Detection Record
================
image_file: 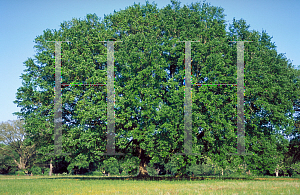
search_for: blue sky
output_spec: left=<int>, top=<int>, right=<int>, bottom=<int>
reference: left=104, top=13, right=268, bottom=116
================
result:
left=0, top=0, right=299, bottom=123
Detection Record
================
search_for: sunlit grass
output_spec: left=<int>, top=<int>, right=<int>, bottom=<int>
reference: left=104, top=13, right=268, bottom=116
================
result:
left=0, top=175, right=299, bottom=194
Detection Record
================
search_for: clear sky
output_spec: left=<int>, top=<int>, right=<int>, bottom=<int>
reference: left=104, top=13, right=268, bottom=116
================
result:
left=0, top=0, right=299, bottom=123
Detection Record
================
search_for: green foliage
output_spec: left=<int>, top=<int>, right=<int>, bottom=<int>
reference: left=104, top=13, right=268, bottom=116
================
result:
left=164, top=155, right=191, bottom=176
left=187, top=156, right=222, bottom=176
left=102, top=157, right=120, bottom=175
left=15, top=170, right=26, bottom=176
left=0, top=120, right=37, bottom=172
left=146, top=166, right=158, bottom=176
left=119, top=156, right=139, bottom=176
left=290, top=162, right=300, bottom=175
left=92, top=171, right=104, bottom=176
left=13, top=0, right=300, bottom=177
left=29, top=166, right=42, bottom=175
left=188, top=163, right=214, bottom=176
left=0, top=144, right=16, bottom=174
left=43, top=168, right=50, bottom=175
left=67, top=164, right=75, bottom=175
left=84, top=170, right=103, bottom=176
left=146, top=162, right=161, bottom=176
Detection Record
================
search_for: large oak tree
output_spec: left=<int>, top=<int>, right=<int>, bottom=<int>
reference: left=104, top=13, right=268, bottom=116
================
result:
left=13, top=0, right=299, bottom=177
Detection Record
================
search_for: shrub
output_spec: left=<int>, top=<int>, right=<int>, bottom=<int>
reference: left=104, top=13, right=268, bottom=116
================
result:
left=84, top=171, right=92, bottom=176
left=291, top=162, right=300, bottom=175
left=15, top=170, right=26, bottom=175
left=43, top=168, right=50, bottom=175
left=188, top=163, right=214, bottom=176
left=29, top=166, right=42, bottom=175
left=119, top=157, right=139, bottom=176
left=103, top=157, right=120, bottom=175
left=109, top=167, right=119, bottom=176
left=5, top=167, right=17, bottom=175
left=120, top=170, right=128, bottom=176
left=93, top=171, right=104, bottom=176
left=147, top=166, right=159, bottom=176
left=85, top=171, right=103, bottom=176
left=164, top=157, right=180, bottom=176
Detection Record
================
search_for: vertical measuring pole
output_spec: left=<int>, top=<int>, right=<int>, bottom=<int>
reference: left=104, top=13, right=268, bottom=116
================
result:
left=176, top=41, right=200, bottom=155
left=184, top=41, right=192, bottom=154
left=54, top=41, right=62, bottom=155
left=100, top=41, right=123, bottom=155
left=237, top=42, right=245, bottom=154
left=46, top=41, right=70, bottom=156
left=228, top=41, right=252, bottom=156
left=107, top=41, right=116, bottom=154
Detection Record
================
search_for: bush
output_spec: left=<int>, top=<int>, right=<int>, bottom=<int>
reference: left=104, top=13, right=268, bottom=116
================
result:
left=120, top=170, right=128, bottom=176
left=119, top=157, right=139, bottom=176
left=43, top=168, right=50, bottom=175
left=188, top=163, right=214, bottom=176
left=111, top=167, right=120, bottom=175
left=103, top=157, right=120, bottom=175
left=5, top=167, right=17, bottom=175
left=147, top=166, right=159, bottom=176
left=85, top=171, right=103, bottom=176
left=164, top=157, right=180, bottom=176
left=29, top=166, right=42, bottom=175
left=15, top=170, right=26, bottom=175
left=291, top=162, right=300, bottom=175
left=93, top=171, right=104, bottom=176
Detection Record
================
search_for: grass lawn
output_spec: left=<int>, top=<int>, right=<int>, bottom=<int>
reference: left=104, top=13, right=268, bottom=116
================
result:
left=0, top=175, right=299, bottom=194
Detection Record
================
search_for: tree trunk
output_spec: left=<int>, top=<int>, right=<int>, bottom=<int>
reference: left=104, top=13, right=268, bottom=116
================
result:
left=13, top=158, right=26, bottom=170
left=275, top=164, right=279, bottom=177
left=156, top=168, right=160, bottom=175
left=221, top=168, right=223, bottom=176
left=132, top=139, right=151, bottom=178
left=137, top=147, right=149, bottom=177
left=49, top=159, right=53, bottom=176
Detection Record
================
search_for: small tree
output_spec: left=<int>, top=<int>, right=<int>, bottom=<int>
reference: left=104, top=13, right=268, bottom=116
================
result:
left=0, top=120, right=36, bottom=171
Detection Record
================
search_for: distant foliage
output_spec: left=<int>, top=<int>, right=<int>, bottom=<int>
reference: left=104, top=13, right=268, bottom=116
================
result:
left=29, top=166, right=42, bottom=175
left=15, top=170, right=26, bottom=176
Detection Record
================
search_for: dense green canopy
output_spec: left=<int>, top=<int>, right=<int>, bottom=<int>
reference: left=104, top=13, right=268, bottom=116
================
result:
left=11, top=0, right=300, bottom=177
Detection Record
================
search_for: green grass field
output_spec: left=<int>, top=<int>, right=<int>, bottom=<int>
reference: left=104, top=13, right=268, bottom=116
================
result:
left=0, top=175, right=299, bottom=195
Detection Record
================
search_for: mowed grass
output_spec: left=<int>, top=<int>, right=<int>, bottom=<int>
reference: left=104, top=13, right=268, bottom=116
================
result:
left=0, top=175, right=299, bottom=194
